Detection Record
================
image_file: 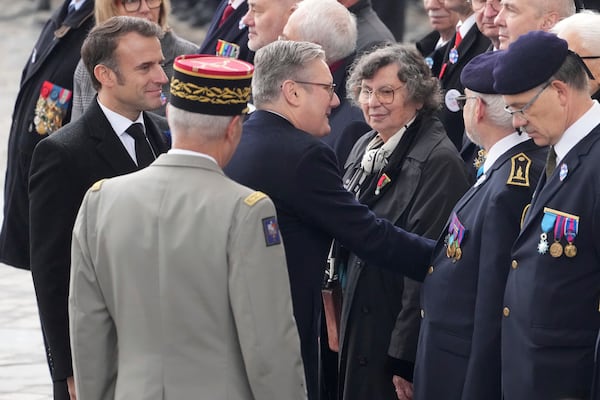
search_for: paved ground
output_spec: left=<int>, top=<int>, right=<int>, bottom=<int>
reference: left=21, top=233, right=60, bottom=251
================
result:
left=0, top=0, right=428, bottom=397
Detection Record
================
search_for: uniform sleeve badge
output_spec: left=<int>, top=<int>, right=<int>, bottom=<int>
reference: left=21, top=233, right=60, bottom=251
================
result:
left=507, top=152, right=532, bottom=187
left=262, top=216, right=281, bottom=246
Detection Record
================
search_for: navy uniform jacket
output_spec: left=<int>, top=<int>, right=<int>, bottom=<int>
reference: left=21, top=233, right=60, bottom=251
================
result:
left=0, top=0, right=95, bottom=270
left=414, top=138, right=545, bottom=400
left=198, top=0, right=254, bottom=64
left=435, top=25, right=490, bottom=150
left=29, top=100, right=168, bottom=383
left=224, top=110, right=435, bottom=400
left=502, top=125, right=600, bottom=399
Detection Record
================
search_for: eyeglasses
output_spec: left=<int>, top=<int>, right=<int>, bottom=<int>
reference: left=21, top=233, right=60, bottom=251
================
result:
left=121, top=0, right=162, bottom=12
left=358, top=85, right=404, bottom=105
left=294, top=80, right=337, bottom=99
left=454, top=95, right=478, bottom=110
left=504, top=81, right=551, bottom=118
left=580, top=56, right=600, bottom=60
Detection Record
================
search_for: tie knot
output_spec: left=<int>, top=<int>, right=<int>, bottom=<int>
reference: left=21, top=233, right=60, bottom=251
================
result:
left=126, top=123, right=146, bottom=141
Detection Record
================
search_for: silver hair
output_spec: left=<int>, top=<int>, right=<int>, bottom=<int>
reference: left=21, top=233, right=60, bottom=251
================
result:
left=473, top=92, right=514, bottom=130
left=346, top=44, right=441, bottom=113
left=166, top=104, right=233, bottom=140
left=285, top=0, right=357, bottom=63
left=551, top=10, right=600, bottom=54
left=252, top=40, right=326, bottom=107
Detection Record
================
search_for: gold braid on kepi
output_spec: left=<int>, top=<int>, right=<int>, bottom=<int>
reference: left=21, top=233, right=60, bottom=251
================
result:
left=169, top=54, right=254, bottom=116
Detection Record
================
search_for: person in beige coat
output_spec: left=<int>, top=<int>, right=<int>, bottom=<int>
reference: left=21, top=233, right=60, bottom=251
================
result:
left=68, top=54, right=307, bottom=400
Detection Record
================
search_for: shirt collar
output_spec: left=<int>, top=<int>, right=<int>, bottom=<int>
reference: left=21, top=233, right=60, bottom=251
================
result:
left=458, top=14, right=476, bottom=39
left=97, top=98, right=144, bottom=138
left=554, top=100, right=600, bottom=163
left=68, top=0, right=86, bottom=11
left=168, top=149, right=218, bottom=165
left=482, top=131, right=530, bottom=174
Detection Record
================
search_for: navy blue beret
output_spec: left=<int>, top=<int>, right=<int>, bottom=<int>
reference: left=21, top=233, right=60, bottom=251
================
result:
left=460, top=51, right=502, bottom=94
left=493, top=31, right=568, bottom=95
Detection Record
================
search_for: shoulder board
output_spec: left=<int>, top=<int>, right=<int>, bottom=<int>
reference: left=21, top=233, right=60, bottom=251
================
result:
left=244, top=191, right=267, bottom=207
left=90, top=179, right=106, bottom=192
left=507, top=152, right=531, bottom=187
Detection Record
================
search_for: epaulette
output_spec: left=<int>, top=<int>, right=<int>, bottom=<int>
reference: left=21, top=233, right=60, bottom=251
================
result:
left=90, top=179, right=106, bottom=192
left=244, top=191, right=267, bottom=207
left=507, top=152, right=532, bottom=187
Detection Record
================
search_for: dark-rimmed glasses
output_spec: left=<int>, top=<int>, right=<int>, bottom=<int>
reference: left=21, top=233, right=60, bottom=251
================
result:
left=122, top=0, right=162, bottom=12
left=504, top=81, right=551, bottom=118
left=294, top=80, right=337, bottom=99
left=454, top=95, right=478, bottom=110
left=358, top=85, right=404, bottom=105
left=580, top=56, right=600, bottom=60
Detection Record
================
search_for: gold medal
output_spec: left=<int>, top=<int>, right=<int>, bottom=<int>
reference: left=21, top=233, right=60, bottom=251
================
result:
left=454, top=247, right=462, bottom=261
left=564, top=243, right=577, bottom=258
left=549, top=241, right=563, bottom=258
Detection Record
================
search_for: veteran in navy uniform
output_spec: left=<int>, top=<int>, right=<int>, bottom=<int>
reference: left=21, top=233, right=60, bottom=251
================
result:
left=70, top=54, right=307, bottom=400
left=225, top=40, right=435, bottom=400
left=0, top=0, right=95, bottom=270
left=495, top=31, right=600, bottom=400
left=413, top=51, right=546, bottom=400
left=29, top=17, right=169, bottom=400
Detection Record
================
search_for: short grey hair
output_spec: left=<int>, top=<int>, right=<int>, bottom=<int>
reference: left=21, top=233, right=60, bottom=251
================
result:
left=550, top=52, right=590, bottom=92
left=285, top=0, right=357, bottom=63
left=473, top=92, right=514, bottom=130
left=166, top=104, right=233, bottom=140
left=252, top=40, right=326, bottom=107
left=346, top=44, right=441, bottom=114
left=551, top=11, right=600, bottom=55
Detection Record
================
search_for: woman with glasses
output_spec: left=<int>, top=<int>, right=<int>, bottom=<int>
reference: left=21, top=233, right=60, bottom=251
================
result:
left=71, top=0, right=197, bottom=118
left=337, top=44, right=469, bottom=400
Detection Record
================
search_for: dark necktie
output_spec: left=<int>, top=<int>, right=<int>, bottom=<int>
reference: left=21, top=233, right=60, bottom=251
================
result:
left=126, top=123, right=155, bottom=168
left=545, top=146, right=557, bottom=179
left=218, top=3, right=235, bottom=27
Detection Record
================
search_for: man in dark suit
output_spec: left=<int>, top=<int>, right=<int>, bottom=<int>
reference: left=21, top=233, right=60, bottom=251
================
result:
left=28, top=16, right=169, bottom=400
left=414, top=51, right=546, bottom=400
left=0, top=0, right=94, bottom=270
left=225, top=40, right=435, bottom=400
left=199, top=0, right=254, bottom=63
left=434, top=0, right=490, bottom=151
left=495, top=31, right=600, bottom=400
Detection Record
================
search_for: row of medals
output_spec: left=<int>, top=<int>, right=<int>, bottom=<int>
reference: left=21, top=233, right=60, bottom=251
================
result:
left=446, top=244, right=462, bottom=262
left=541, top=233, right=577, bottom=258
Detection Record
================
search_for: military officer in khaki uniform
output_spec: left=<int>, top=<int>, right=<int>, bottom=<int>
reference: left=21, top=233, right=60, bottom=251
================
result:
left=69, top=54, right=307, bottom=400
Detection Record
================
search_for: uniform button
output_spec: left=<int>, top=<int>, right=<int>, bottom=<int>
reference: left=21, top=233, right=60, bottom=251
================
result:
left=420, top=309, right=425, bottom=318
left=361, top=306, right=370, bottom=314
left=511, top=260, right=518, bottom=269
left=358, top=356, right=368, bottom=366
left=428, top=265, right=434, bottom=274
left=503, top=307, right=510, bottom=317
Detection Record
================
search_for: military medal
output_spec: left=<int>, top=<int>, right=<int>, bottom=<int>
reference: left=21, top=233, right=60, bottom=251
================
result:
left=564, top=217, right=579, bottom=258
left=549, top=215, right=565, bottom=258
left=538, top=210, right=557, bottom=255
left=445, top=213, right=466, bottom=262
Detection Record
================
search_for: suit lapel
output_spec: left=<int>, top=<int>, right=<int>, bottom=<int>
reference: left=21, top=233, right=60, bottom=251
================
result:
left=84, top=101, right=138, bottom=174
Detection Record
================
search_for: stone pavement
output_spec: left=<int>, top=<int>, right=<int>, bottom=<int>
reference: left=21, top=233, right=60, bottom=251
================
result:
left=0, top=0, right=428, bottom=398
